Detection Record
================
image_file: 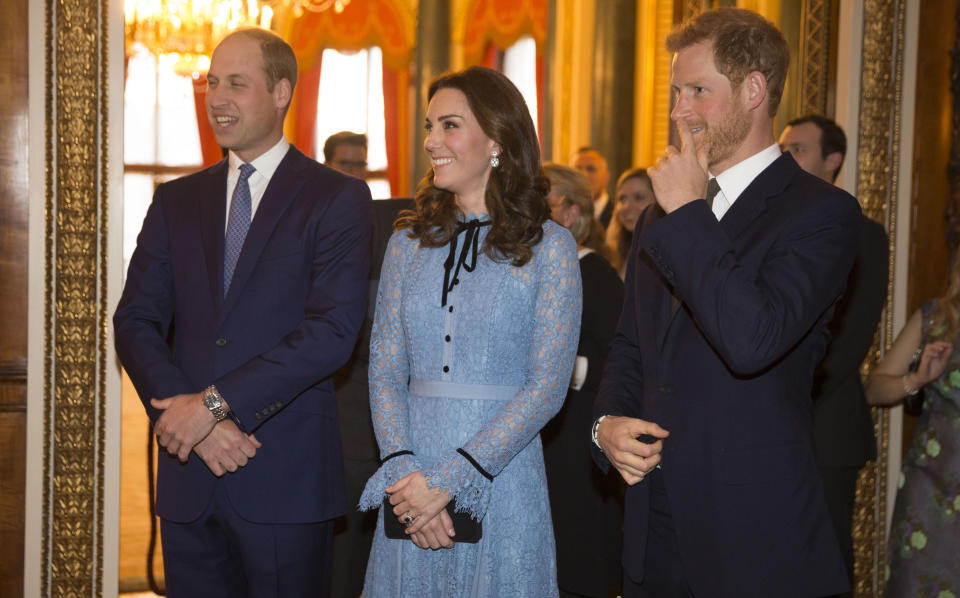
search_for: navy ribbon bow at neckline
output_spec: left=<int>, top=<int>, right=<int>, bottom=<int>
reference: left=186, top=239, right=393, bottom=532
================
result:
left=442, top=218, right=492, bottom=307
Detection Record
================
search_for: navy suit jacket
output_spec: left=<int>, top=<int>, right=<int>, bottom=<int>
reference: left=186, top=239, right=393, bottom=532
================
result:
left=592, top=153, right=859, bottom=597
left=114, top=146, right=372, bottom=525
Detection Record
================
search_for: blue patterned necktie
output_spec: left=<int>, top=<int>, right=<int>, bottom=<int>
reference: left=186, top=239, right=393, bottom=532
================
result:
left=224, top=163, right=255, bottom=296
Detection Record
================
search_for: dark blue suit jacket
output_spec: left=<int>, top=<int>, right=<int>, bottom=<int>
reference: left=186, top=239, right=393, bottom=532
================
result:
left=593, top=153, right=858, bottom=597
left=114, top=146, right=372, bottom=525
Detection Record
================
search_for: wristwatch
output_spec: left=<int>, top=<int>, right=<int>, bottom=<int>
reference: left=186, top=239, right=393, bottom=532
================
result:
left=202, top=385, right=229, bottom=422
left=591, top=415, right=608, bottom=450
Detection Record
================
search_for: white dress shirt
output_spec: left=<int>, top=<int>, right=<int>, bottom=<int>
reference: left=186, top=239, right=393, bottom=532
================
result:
left=593, top=191, right=610, bottom=220
left=709, top=143, right=782, bottom=221
left=224, top=137, right=290, bottom=231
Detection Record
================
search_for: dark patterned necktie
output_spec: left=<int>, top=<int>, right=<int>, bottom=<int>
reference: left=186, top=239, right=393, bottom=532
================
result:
left=705, top=177, right=721, bottom=210
left=224, top=163, right=255, bottom=296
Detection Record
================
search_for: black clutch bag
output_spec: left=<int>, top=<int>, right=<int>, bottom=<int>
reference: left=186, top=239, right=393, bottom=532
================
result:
left=382, top=497, right=482, bottom=543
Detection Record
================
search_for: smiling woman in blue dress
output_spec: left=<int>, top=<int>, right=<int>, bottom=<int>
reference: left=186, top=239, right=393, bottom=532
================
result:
left=358, top=66, right=582, bottom=597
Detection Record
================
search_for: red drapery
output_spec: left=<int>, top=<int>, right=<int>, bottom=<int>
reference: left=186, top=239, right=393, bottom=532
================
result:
left=381, top=64, right=410, bottom=197
left=461, top=0, right=548, bottom=146
left=283, top=0, right=415, bottom=196
left=288, top=54, right=324, bottom=159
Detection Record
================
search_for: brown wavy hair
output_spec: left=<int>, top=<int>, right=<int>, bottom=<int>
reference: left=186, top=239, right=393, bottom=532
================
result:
left=930, top=246, right=960, bottom=341
left=606, top=168, right=655, bottom=273
left=396, top=66, right=549, bottom=266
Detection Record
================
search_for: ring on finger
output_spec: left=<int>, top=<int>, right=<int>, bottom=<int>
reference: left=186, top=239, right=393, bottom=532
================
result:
left=402, top=512, right=414, bottom=525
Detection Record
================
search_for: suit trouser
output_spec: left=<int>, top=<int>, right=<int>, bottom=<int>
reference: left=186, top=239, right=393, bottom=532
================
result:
left=623, top=469, right=695, bottom=598
left=818, top=464, right=859, bottom=598
left=160, top=480, right=334, bottom=598
left=329, top=456, right=378, bottom=598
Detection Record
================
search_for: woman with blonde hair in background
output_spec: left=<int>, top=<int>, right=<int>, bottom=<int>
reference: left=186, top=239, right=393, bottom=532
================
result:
left=866, top=250, right=960, bottom=596
left=606, top=168, right=657, bottom=277
left=541, top=163, right=625, bottom=598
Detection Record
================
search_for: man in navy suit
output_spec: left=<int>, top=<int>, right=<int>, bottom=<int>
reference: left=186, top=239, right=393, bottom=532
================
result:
left=592, top=9, right=858, bottom=597
left=114, top=28, right=371, bottom=597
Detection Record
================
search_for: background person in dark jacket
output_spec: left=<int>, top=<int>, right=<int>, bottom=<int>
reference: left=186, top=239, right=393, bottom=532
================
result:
left=780, top=114, right=889, bottom=596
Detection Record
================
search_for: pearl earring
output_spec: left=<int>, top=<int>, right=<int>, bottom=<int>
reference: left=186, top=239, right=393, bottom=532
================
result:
left=490, top=152, right=500, bottom=168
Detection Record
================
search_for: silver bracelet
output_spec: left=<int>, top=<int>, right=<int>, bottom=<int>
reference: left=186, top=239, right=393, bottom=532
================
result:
left=902, top=375, right=920, bottom=396
left=591, top=415, right=608, bottom=450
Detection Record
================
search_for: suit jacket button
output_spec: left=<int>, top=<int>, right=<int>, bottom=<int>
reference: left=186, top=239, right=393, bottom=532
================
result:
left=215, top=337, right=228, bottom=347
left=255, top=412, right=262, bottom=420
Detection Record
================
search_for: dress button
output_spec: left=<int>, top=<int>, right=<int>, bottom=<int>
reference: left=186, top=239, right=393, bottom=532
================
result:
left=215, top=337, right=228, bottom=347
left=443, top=365, right=450, bottom=373
left=449, top=306, right=454, bottom=313
left=445, top=335, right=451, bottom=342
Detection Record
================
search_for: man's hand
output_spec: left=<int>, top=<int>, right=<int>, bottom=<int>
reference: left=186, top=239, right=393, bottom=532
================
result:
left=648, top=120, right=711, bottom=213
left=151, top=392, right=217, bottom=462
left=386, top=471, right=451, bottom=536
left=597, top=416, right=669, bottom=485
left=193, top=420, right=262, bottom=477
left=410, top=508, right=456, bottom=550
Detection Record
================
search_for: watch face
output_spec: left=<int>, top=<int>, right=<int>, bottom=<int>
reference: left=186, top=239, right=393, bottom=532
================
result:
left=203, top=392, right=221, bottom=410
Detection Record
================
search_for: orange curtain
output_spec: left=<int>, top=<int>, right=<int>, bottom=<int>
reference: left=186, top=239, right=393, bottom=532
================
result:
left=461, top=0, right=548, bottom=65
left=282, top=0, right=416, bottom=194
left=192, top=74, right=223, bottom=167
left=536, top=54, right=545, bottom=145
left=461, top=0, right=548, bottom=147
left=382, top=64, right=411, bottom=197
left=288, top=55, right=324, bottom=159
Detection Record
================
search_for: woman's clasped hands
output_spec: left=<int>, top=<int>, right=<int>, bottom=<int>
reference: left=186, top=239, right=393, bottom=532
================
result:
left=387, top=471, right=456, bottom=550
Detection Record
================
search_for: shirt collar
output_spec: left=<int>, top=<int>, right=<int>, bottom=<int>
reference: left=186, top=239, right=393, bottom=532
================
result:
left=711, top=143, right=781, bottom=206
left=228, top=137, right=290, bottom=181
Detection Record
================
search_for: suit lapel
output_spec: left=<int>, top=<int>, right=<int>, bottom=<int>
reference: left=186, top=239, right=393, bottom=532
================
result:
left=718, top=153, right=795, bottom=240
left=222, top=146, right=309, bottom=313
left=200, top=160, right=229, bottom=310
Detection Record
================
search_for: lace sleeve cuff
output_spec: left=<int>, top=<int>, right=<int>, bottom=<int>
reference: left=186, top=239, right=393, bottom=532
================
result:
left=357, top=453, right=421, bottom=511
left=422, top=450, right=493, bottom=521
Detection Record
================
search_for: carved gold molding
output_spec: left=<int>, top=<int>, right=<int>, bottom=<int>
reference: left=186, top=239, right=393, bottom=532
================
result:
left=799, top=0, right=830, bottom=115
left=853, top=0, right=908, bottom=596
left=41, top=0, right=110, bottom=595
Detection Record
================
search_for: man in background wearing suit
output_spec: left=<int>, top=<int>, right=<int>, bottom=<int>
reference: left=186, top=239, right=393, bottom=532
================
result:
left=323, top=130, right=368, bottom=180
left=327, top=192, right=414, bottom=595
left=573, top=147, right=614, bottom=229
left=780, top=114, right=889, bottom=597
left=114, top=28, right=371, bottom=597
left=592, top=9, right=859, bottom=597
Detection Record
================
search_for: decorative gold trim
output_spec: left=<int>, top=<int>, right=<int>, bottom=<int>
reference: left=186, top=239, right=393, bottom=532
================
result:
left=853, top=0, right=908, bottom=595
left=42, top=0, right=53, bottom=593
left=42, top=0, right=109, bottom=594
left=799, top=0, right=830, bottom=115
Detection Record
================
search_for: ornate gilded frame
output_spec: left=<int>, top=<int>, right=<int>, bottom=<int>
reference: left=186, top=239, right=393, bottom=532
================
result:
left=38, top=0, right=111, bottom=595
left=852, top=0, right=909, bottom=595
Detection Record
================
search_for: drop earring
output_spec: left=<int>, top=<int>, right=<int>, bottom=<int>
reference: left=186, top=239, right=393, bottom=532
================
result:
left=490, top=152, right=500, bottom=168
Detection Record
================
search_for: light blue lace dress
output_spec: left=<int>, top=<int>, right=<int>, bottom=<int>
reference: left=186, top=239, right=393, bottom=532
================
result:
left=358, top=217, right=582, bottom=597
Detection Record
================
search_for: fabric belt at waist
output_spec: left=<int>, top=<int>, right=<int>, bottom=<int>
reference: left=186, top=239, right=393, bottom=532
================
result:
left=409, top=379, right=520, bottom=401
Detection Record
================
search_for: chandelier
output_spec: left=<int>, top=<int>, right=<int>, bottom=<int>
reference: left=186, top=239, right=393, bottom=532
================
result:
left=124, top=0, right=350, bottom=75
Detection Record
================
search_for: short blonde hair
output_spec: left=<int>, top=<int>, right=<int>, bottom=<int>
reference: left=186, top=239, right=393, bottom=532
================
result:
left=543, top=163, right=593, bottom=243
